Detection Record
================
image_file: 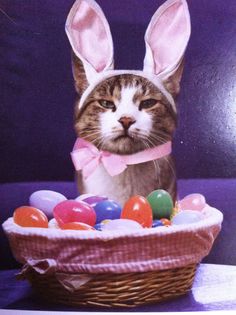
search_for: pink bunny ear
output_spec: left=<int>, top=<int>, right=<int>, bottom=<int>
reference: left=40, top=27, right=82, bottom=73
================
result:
left=143, top=0, right=191, bottom=79
left=65, top=0, right=114, bottom=83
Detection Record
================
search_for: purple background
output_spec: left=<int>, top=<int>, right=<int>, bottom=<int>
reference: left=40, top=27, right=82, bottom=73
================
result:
left=1, top=4, right=236, bottom=309
left=0, top=0, right=236, bottom=182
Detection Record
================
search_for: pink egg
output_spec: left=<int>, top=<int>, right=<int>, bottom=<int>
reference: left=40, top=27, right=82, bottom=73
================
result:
left=53, top=200, right=96, bottom=227
left=179, top=194, right=206, bottom=211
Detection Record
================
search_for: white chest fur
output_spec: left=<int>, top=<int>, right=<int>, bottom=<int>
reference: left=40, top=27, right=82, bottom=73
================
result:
left=82, top=159, right=166, bottom=206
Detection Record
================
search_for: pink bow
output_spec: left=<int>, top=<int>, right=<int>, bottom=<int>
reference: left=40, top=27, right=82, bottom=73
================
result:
left=71, top=138, right=172, bottom=178
left=71, top=138, right=126, bottom=178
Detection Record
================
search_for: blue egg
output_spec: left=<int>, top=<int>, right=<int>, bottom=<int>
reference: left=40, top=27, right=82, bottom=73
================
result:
left=152, top=219, right=164, bottom=228
left=94, top=200, right=122, bottom=224
left=94, top=223, right=103, bottom=231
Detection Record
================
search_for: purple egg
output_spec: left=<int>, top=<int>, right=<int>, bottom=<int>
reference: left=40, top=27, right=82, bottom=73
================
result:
left=75, top=194, right=108, bottom=207
left=29, top=190, right=67, bottom=218
left=83, top=196, right=108, bottom=205
left=75, top=193, right=94, bottom=201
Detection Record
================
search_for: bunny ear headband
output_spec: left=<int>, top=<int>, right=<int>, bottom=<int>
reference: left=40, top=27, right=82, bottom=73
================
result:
left=65, top=0, right=191, bottom=112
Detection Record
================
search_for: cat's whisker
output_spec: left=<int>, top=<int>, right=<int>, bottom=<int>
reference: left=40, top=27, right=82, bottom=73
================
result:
left=141, top=136, right=163, bottom=184
left=96, top=132, right=116, bottom=150
left=90, top=136, right=104, bottom=145
left=140, top=138, right=160, bottom=183
left=80, top=133, right=107, bottom=149
left=149, top=132, right=167, bottom=142
left=131, top=129, right=167, bottom=148
left=163, top=156, right=177, bottom=180
left=91, top=135, right=107, bottom=148
left=153, top=159, right=161, bottom=184
left=82, top=130, right=119, bottom=150
left=149, top=132, right=168, bottom=145
left=144, top=134, right=176, bottom=182
left=151, top=130, right=169, bottom=140
left=80, top=134, right=101, bottom=142
left=79, top=130, right=113, bottom=148
left=96, top=138, right=106, bottom=149
left=79, top=130, right=101, bottom=139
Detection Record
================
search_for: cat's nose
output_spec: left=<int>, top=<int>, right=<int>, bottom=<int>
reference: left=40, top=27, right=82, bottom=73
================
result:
left=118, top=116, right=136, bottom=130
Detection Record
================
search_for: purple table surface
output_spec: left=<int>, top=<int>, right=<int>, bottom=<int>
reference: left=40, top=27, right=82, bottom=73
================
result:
left=0, top=264, right=236, bottom=312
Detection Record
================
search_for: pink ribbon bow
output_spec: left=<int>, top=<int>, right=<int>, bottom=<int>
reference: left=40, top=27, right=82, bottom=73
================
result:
left=71, top=138, right=172, bottom=178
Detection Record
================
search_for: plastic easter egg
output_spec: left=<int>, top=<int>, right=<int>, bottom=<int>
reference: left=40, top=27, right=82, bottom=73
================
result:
left=79, top=195, right=107, bottom=206
left=13, top=206, right=48, bottom=228
left=101, top=219, right=112, bottom=224
left=94, top=223, right=103, bottom=231
left=94, top=200, right=121, bottom=223
left=29, top=190, right=67, bottom=218
left=101, top=219, right=143, bottom=231
left=94, top=220, right=111, bottom=231
left=147, top=189, right=173, bottom=219
left=48, top=218, right=59, bottom=229
left=53, top=200, right=96, bottom=227
left=60, top=222, right=95, bottom=231
left=76, top=193, right=94, bottom=201
left=152, top=220, right=164, bottom=228
left=160, top=218, right=171, bottom=226
left=121, top=195, right=153, bottom=228
left=179, top=194, right=206, bottom=211
left=170, top=205, right=179, bottom=220
left=172, top=210, right=203, bottom=225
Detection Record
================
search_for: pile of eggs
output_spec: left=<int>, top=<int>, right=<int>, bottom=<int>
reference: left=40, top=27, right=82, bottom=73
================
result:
left=13, top=190, right=206, bottom=232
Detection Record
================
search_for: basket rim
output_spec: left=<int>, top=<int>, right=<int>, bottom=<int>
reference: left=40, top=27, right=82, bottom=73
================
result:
left=2, top=205, right=223, bottom=241
left=2, top=206, right=223, bottom=274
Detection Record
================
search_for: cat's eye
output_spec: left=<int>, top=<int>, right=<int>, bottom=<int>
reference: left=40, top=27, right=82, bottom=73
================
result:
left=99, top=100, right=116, bottom=111
left=139, top=99, right=157, bottom=110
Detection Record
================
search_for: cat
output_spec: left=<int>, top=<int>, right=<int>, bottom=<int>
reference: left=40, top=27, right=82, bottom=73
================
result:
left=65, top=0, right=191, bottom=205
left=72, top=56, right=184, bottom=205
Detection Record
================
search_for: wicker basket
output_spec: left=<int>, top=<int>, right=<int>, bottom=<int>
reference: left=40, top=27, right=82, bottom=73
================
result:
left=3, top=205, right=223, bottom=308
left=23, top=264, right=197, bottom=308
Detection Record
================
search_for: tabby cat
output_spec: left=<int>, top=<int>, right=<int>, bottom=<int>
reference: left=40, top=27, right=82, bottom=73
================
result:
left=66, top=0, right=191, bottom=205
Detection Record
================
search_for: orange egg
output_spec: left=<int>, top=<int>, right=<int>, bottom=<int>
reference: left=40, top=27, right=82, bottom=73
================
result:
left=121, top=195, right=153, bottom=228
left=160, top=218, right=171, bottom=226
left=60, top=222, right=95, bottom=231
left=13, top=206, right=48, bottom=228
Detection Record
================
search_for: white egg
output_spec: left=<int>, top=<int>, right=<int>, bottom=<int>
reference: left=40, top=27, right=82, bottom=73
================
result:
left=172, top=210, right=204, bottom=225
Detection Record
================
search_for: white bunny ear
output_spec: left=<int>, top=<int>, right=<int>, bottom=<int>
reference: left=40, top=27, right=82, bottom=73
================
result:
left=143, top=0, right=191, bottom=79
left=65, top=0, right=114, bottom=84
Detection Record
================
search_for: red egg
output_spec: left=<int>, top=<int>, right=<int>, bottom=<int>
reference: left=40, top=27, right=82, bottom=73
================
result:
left=60, top=222, right=95, bottom=231
left=121, top=195, right=153, bottom=228
left=13, top=206, right=48, bottom=228
left=53, top=200, right=96, bottom=228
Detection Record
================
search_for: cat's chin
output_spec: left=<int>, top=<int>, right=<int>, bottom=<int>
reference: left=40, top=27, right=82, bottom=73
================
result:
left=100, top=135, right=147, bottom=155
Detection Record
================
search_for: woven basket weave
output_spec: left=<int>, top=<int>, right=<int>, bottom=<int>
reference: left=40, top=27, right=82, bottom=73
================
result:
left=25, top=264, right=197, bottom=308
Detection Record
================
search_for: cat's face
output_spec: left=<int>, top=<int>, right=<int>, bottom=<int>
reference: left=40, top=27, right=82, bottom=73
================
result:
left=75, top=74, right=177, bottom=155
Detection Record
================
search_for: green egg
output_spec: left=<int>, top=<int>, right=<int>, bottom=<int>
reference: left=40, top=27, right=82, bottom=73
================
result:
left=147, top=189, right=173, bottom=219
